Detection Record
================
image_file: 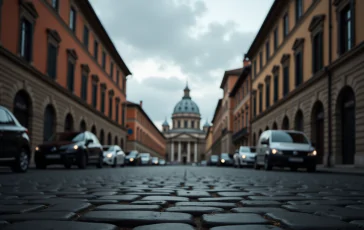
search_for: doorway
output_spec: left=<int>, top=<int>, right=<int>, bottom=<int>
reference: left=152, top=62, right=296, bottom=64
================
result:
left=183, top=156, right=187, bottom=164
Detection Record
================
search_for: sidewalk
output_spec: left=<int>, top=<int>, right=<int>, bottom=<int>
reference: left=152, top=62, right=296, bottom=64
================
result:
left=317, top=164, right=364, bottom=176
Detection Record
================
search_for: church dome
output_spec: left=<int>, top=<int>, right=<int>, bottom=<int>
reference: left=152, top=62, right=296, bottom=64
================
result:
left=173, top=85, right=200, bottom=115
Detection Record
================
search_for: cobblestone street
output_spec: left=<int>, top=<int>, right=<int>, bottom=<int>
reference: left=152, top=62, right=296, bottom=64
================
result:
left=0, top=166, right=364, bottom=229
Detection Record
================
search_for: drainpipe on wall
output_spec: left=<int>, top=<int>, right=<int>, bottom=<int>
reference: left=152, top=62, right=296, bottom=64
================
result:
left=327, top=0, right=333, bottom=167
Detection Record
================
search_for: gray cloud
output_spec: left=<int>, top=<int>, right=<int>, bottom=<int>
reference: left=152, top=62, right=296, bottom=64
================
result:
left=90, top=0, right=256, bottom=124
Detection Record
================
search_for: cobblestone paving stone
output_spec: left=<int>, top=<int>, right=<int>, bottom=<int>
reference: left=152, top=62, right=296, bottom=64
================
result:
left=0, top=166, right=364, bottom=229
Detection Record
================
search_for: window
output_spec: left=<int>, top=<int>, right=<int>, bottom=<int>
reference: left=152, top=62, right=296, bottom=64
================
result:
left=19, top=18, right=33, bottom=62
left=312, top=31, right=323, bottom=73
left=51, top=0, right=58, bottom=11
left=94, top=40, right=99, bottom=60
left=46, top=43, right=57, bottom=79
left=191, top=121, right=195, bottom=128
left=184, top=120, right=188, bottom=128
left=259, top=88, right=263, bottom=113
left=265, top=41, right=270, bottom=62
left=273, top=28, right=278, bottom=50
left=339, top=4, right=354, bottom=54
left=69, top=7, right=76, bottom=32
left=265, top=80, right=270, bottom=108
left=253, top=60, right=257, bottom=78
left=259, top=52, right=263, bottom=69
left=108, top=95, right=113, bottom=118
left=101, top=90, right=105, bottom=113
left=295, top=0, right=303, bottom=22
left=83, top=25, right=89, bottom=48
left=295, top=52, right=303, bottom=87
left=67, top=61, right=75, bottom=92
left=115, top=102, right=119, bottom=122
left=253, top=96, right=257, bottom=117
left=178, top=121, right=181, bottom=128
left=273, top=74, right=279, bottom=102
left=102, top=51, right=106, bottom=69
left=110, top=62, right=114, bottom=78
left=116, top=71, right=120, bottom=85
left=92, top=83, right=97, bottom=108
left=283, top=13, right=289, bottom=37
left=283, top=66, right=289, bottom=96
left=81, top=73, right=88, bottom=100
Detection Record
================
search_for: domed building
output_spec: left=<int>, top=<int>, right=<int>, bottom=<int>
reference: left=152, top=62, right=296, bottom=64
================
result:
left=162, top=84, right=209, bottom=164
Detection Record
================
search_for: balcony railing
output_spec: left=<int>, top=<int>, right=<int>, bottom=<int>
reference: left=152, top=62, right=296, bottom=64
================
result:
left=232, top=127, right=248, bottom=141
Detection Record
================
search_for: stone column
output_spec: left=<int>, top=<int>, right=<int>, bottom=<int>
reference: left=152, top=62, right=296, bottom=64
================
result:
left=187, top=142, right=191, bottom=163
left=194, top=142, right=198, bottom=162
left=171, top=141, right=174, bottom=162
left=178, top=142, right=181, bottom=162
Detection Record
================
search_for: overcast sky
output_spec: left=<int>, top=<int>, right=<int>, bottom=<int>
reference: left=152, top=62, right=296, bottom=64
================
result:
left=89, top=0, right=274, bottom=129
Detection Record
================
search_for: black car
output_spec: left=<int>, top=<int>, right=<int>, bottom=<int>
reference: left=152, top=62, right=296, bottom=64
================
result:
left=34, top=131, right=103, bottom=169
left=208, top=155, right=219, bottom=166
left=0, top=106, right=31, bottom=173
left=218, top=153, right=234, bottom=166
left=125, top=150, right=138, bottom=166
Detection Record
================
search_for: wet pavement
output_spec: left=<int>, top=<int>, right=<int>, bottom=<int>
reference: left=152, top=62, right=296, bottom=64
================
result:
left=0, top=166, right=363, bottom=229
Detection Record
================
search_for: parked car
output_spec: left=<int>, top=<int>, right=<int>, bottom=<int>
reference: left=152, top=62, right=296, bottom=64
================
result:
left=234, top=146, right=256, bottom=168
left=137, top=153, right=151, bottom=165
left=0, top=106, right=31, bottom=173
left=102, top=145, right=125, bottom=167
left=125, top=150, right=138, bottom=166
left=218, top=153, right=234, bottom=166
left=254, top=130, right=317, bottom=172
left=208, top=155, right=219, bottom=166
left=34, top=131, right=103, bottom=169
left=200, top=160, right=207, bottom=166
left=151, top=157, right=159, bottom=165
left=159, top=159, right=166, bottom=165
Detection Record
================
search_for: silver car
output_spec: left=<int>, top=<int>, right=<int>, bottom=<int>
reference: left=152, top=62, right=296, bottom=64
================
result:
left=233, top=146, right=256, bottom=168
left=254, top=130, right=317, bottom=172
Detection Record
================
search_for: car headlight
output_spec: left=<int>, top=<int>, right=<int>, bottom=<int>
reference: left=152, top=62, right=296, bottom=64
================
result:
left=73, top=145, right=78, bottom=150
left=308, top=150, right=317, bottom=156
left=221, top=159, right=225, bottom=163
left=130, top=158, right=134, bottom=162
left=270, top=149, right=282, bottom=154
left=107, top=153, right=113, bottom=158
left=35, top=146, right=39, bottom=151
left=242, top=155, right=246, bottom=159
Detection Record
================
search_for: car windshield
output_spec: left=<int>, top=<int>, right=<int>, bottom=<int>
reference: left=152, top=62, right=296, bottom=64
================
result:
left=128, top=151, right=138, bottom=156
left=49, top=132, right=85, bottom=142
left=239, top=147, right=251, bottom=152
left=140, top=154, right=150, bottom=158
left=152, top=157, right=158, bottom=161
left=103, top=146, right=114, bottom=151
left=211, top=155, right=218, bottom=159
left=221, top=153, right=230, bottom=158
left=271, top=131, right=309, bottom=144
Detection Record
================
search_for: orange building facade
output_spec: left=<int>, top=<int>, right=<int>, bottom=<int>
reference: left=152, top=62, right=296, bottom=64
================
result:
left=247, top=0, right=364, bottom=166
left=229, top=58, right=252, bottom=150
left=126, top=101, right=166, bottom=158
left=0, top=0, right=131, bottom=162
left=210, top=68, right=242, bottom=155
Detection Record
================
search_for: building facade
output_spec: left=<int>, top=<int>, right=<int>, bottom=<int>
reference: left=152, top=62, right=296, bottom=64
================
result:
left=126, top=101, right=166, bottom=158
left=0, top=0, right=131, bottom=162
left=247, top=0, right=364, bottom=166
left=204, top=125, right=213, bottom=160
left=163, top=85, right=207, bottom=164
left=211, top=68, right=242, bottom=155
left=229, top=59, right=252, bottom=150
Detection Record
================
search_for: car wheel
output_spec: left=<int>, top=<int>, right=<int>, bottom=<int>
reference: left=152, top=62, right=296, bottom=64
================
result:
left=77, top=153, right=87, bottom=169
left=12, top=149, right=29, bottom=173
left=96, top=154, right=103, bottom=168
left=307, top=165, right=316, bottom=172
left=264, top=157, right=272, bottom=171
left=112, top=158, right=117, bottom=168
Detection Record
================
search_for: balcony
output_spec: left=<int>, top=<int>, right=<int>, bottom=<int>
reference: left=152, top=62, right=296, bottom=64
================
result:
left=232, top=127, right=248, bottom=142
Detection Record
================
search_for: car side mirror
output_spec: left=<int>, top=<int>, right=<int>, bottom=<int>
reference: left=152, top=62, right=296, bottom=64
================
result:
left=261, top=139, right=269, bottom=145
left=86, top=139, right=93, bottom=145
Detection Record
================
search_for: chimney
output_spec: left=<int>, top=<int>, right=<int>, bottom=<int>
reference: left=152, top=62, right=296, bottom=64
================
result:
left=243, top=54, right=251, bottom=67
left=139, top=100, right=143, bottom=107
